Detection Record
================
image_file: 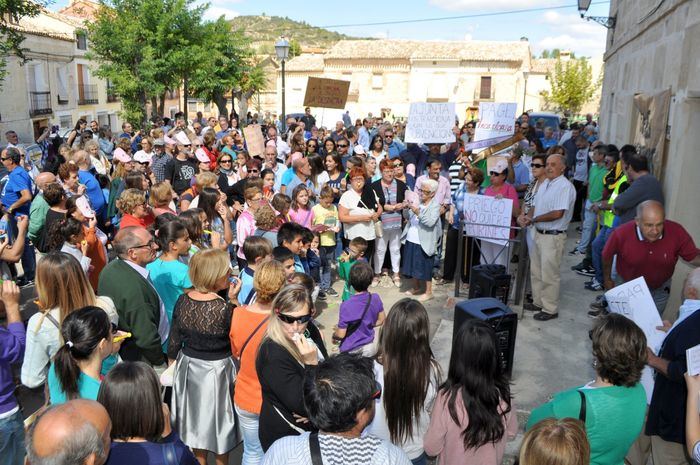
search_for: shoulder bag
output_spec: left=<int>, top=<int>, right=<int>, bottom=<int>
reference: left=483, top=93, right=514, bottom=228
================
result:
left=233, top=315, right=269, bottom=371
left=337, top=293, right=373, bottom=347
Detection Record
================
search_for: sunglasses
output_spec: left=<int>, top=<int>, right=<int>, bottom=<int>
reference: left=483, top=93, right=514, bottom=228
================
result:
left=249, top=169, right=259, bottom=173
left=531, top=163, right=545, bottom=169
left=277, top=312, right=313, bottom=325
left=393, top=162, right=403, bottom=167
left=110, top=322, right=118, bottom=333
left=220, top=159, right=232, bottom=164
left=337, top=144, right=348, bottom=148
left=489, top=171, right=505, bottom=176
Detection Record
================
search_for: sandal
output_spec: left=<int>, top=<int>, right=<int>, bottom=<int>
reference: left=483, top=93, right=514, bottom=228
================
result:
left=392, top=275, right=402, bottom=287
left=371, top=276, right=380, bottom=287
left=417, top=293, right=434, bottom=302
left=405, top=289, right=420, bottom=296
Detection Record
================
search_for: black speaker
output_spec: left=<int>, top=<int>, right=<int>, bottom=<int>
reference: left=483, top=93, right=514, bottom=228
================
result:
left=468, top=264, right=511, bottom=304
left=453, top=297, right=518, bottom=378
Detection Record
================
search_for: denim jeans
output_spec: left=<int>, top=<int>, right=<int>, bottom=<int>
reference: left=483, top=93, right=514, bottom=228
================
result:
left=577, top=200, right=597, bottom=253
left=411, top=452, right=428, bottom=465
left=319, top=245, right=336, bottom=290
left=0, top=409, right=25, bottom=465
left=235, top=404, right=263, bottom=465
left=592, top=225, right=612, bottom=284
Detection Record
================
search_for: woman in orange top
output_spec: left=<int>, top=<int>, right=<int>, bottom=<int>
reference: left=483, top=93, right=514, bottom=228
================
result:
left=116, top=188, right=154, bottom=229
left=229, top=260, right=286, bottom=465
left=66, top=195, right=108, bottom=291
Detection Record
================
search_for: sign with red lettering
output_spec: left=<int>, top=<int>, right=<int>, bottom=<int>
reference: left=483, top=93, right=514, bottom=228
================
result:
left=303, top=77, right=350, bottom=109
left=473, top=102, right=517, bottom=153
left=462, top=193, right=513, bottom=245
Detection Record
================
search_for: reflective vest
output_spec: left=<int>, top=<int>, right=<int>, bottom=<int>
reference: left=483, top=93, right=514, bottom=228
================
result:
left=603, top=174, right=628, bottom=227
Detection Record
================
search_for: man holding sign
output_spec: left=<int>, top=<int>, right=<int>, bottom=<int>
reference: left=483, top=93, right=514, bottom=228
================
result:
left=517, top=154, right=576, bottom=321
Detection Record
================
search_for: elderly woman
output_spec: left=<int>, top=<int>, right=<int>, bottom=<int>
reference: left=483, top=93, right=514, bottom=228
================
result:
left=84, top=140, right=110, bottom=176
left=116, top=188, right=154, bottom=229
left=400, top=178, right=441, bottom=302
left=527, top=313, right=647, bottom=465
left=338, top=167, right=381, bottom=266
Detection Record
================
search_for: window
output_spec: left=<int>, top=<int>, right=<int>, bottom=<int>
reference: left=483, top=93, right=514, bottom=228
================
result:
left=97, top=113, right=109, bottom=128
left=371, top=74, right=383, bottom=89
left=56, top=65, right=69, bottom=103
left=76, top=32, right=87, bottom=50
left=59, top=115, right=73, bottom=129
left=479, top=76, right=492, bottom=100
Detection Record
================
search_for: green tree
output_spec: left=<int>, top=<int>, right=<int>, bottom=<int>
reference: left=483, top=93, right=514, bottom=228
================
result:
left=542, top=58, right=599, bottom=115
left=87, top=0, right=207, bottom=125
left=232, top=60, right=266, bottom=126
left=288, top=38, right=301, bottom=58
left=0, top=0, right=46, bottom=86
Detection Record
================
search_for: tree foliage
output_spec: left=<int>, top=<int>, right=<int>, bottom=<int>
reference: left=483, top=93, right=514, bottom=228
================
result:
left=232, top=59, right=267, bottom=125
left=0, top=0, right=46, bottom=86
left=542, top=58, right=599, bottom=115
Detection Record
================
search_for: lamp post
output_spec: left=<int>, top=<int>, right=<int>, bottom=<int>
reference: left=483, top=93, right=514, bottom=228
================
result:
left=522, top=71, right=529, bottom=114
left=275, top=37, right=290, bottom=134
left=578, top=0, right=616, bottom=29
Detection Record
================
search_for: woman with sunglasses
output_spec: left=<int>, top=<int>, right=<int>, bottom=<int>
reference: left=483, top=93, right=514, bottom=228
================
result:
left=48, top=305, right=122, bottom=404
left=517, top=153, right=548, bottom=259
left=480, top=159, right=520, bottom=267
left=168, top=248, right=241, bottom=465
left=393, top=158, right=415, bottom=190
left=369, top=134, right=387, bottom=179
left=305, top=138, right=319, bottom=156
left=256, top=284, right=328, bottom=452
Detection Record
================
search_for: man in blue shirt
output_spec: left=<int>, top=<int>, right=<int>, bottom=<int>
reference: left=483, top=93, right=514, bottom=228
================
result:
left=118, top=121, right=142, bottom=153
left=358, top=118, right=371, bottom=151
left=1, top=147, right=35, bottom=283
left=540, top=126, right=558, bottom=149
left=74, top=150, right=106, bottom=220
left=216, top=116, right=231, bottom=140
left=507, top=147, right=531, bottom=198
left=384, top=128, right=405, bottom=159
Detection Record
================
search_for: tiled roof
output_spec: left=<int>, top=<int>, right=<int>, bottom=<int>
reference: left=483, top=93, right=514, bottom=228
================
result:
left=325, top=39, right=531, bottom=63
left=285, top=53, right=325, bottom=71
left=531, top=58, right=558, bottom=74
left=8, top=9, right=79, bottom=42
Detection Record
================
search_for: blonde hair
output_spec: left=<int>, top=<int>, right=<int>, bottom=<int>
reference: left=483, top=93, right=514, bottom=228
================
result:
left=194, top=171, right=218, bottom=191
left=84, top=139, right=99, bottom=153
left=188, top=248, right=230, bottom=293
left=519, top=418, right=589, bottom=465
left=35, top=252, right=96, bottom=327
left=253, top=260, right=286, bottom=304
left=263, top=284, right=313, bottom=364
left=115, top=188, right=146, bottom=215
left=150, top=181, right=174, bottom=208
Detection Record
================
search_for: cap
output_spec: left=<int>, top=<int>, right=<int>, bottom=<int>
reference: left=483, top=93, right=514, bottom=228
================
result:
left=175, top=132, right=191, bottom=146
left=75, top=196, right=95, bottom=219
left=163, top=135, right=177, bottom=145
left=491, top=159, right=508, bottom=174
left=153, top=138, right=165, bottom=146
left=133, top=150, right=152, bottom=164
left=195, top=148, right=210, bottom=163
left=353, top=145, right=366, bottom=155
left=113, top=148, right=131, bottom=164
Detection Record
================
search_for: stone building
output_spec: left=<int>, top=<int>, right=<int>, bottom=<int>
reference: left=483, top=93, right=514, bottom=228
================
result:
left=598, top=0, right=700, bottom=311
left=0, top=5, right=122, bottom=144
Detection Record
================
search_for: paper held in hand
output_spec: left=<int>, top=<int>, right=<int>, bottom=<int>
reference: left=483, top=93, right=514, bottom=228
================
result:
left=605, top=277, right=666, bottom=403
left=687, top=344, right=700, bottom=376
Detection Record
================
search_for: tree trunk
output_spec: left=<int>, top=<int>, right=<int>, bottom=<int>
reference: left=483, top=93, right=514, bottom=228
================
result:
left=158, top=91, right=166, bottom=117
left=150, top=96, right=158, bottom=120
left=213, top=91, right=228, bottom=119
left=238, top=90, right=254, bottom=128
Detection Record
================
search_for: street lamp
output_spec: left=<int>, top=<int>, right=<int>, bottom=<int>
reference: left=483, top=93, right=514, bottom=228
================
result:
left=522, top=71, right=529, bottom=114
left=578, top=0, right=616, bottom=29
left=275, top=37, right=290, bottom=134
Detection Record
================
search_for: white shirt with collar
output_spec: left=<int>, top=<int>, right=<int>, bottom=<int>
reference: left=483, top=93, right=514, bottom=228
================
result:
left=532, top=175, right=576, bottom=232
left=124, top=259, right=170, bottom=342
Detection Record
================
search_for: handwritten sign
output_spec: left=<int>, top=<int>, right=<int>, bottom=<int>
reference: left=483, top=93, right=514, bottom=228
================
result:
left=243, top=124, right=265, bottom=157
left=404, top=102, right=456, bottom=144
left=473, top=102, right=517, bottom=152
left=303, top=77, right=350, bottom=109
left=605, top=277, right=665, bottom=403
left=462, top=194, right=513, bottom=246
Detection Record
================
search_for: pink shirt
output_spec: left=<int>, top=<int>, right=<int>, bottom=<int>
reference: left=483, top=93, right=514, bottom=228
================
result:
left=484, top=183, right=519, bottom=238
left=424, top=391, right=517, bottom=465
left=415, top=175, right=452, bottom=206
left=288, top=207, right=315, bottom=229
left=236, top=210, right=256, bottom=260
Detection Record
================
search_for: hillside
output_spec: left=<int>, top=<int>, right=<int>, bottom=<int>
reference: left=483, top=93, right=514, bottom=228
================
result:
left=229, top=14, right=364, bottom=54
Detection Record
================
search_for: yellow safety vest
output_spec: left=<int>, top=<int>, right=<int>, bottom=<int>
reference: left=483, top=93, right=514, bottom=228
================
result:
left=603, top=174, right=627, bottom=227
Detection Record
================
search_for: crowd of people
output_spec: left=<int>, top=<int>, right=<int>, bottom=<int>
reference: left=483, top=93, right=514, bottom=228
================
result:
left=0, top=106, right=699, bottom=465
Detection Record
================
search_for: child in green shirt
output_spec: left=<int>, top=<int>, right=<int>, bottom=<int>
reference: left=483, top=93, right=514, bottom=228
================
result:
left=337, top=237, right=368, bottom=301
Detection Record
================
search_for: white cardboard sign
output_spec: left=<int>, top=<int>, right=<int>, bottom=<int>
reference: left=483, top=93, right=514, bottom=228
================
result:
left=473, top=102, right=517, bottom=152
left=461, top=193, right=513, bottom=246
left=404, top=103, right=456, bottom=144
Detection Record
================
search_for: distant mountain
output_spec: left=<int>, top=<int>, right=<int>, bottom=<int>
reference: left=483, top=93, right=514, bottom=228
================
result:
left=229, top=14, right=365, bottom=54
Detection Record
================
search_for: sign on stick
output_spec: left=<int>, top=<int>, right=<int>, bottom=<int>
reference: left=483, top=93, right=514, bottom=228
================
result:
left=303, top=77, right=350, bottom=109
left=243, top=124, right=265, bottom=157
left=462, top=193, right=513, bottom=246
left=404, top=102, right=456, bottom=144
left=473, top=102, right=517, bottom=152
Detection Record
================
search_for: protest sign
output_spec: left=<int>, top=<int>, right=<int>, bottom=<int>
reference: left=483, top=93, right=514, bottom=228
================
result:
left=462, top=193, right=513, bottom=246
left=473, top=102, right=517, bottom=152
left=404, top=102, right=456, bottom=144
left=605, top=277, right=666, bottom=403
left=243, top=124, right=265, bottom=157
left=303, top=77, right=350, bottom=109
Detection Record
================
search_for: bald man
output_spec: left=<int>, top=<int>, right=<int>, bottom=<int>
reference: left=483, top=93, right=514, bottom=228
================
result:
left=27, top=172, right=56, bottom=243
left=26, top=399, right=111, bottom=465
left=602, top=200, right=700, bottom=316
left=518, top=153, right=576, bottom=321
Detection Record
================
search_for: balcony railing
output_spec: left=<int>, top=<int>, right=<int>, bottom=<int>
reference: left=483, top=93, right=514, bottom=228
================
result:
left=78, top=84, right=98, bottom=105
left=29, top=91, right=52, bottom=116
left=107, top=89, right=118, bottom=102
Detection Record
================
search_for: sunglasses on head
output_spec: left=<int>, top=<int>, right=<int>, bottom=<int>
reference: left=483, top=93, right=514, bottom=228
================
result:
left=277, top=312, right=313, bottom=325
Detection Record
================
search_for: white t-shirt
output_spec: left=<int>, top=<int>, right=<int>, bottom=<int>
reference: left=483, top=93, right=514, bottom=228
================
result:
left=339, top=189, right=376, bottom=241
left=367, top=360, right=438, bottom=460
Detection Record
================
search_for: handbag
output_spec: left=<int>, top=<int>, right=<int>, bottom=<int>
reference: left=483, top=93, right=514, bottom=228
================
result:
left=358, top=197, right=383, bottom=238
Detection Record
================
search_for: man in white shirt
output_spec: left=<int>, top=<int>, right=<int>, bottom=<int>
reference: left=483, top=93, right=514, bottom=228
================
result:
left=518, top=154, right=576, bottom=321
left=264, top=143, right=287, bottom=192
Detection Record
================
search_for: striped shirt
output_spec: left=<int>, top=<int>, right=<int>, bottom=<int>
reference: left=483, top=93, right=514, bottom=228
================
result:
left=448, top=161, right=464, bottom=195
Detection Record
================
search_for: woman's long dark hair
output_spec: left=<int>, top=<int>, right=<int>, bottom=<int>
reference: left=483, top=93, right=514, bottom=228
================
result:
left=46, top=217, right=84, bottom=252
left=198, top=187, right=221, bottom=226
left=441, top=319, right=511, bottom=450
left=376, top=298, right=440, bottom=444
left=53, top=306, right=111, bottom=400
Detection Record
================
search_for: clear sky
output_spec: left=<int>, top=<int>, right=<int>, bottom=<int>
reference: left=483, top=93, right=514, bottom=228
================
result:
left=52, top=0, right=612, bottom=58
